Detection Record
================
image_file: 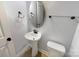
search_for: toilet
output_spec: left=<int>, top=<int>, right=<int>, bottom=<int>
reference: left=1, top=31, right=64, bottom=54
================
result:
left=47, top=41, right=65, bottom=57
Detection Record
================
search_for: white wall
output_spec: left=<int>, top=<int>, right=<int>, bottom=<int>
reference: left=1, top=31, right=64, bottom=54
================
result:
left=43, top=1, right=79, bottom=16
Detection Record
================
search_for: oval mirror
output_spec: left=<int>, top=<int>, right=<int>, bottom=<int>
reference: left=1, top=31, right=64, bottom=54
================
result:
left=29, top=1, right=45, bottom=28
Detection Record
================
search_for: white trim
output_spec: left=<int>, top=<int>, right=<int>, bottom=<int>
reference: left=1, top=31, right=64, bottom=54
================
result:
left=38, top=49, right=48, bottom=56
left=16, top=45, right=31, bottom=57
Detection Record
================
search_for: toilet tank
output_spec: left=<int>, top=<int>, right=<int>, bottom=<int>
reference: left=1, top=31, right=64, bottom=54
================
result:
left=47, top=41, right=65, bottom=57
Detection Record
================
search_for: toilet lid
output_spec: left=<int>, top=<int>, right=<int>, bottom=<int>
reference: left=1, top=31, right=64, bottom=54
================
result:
left=47, top=41, right=65, bottom=53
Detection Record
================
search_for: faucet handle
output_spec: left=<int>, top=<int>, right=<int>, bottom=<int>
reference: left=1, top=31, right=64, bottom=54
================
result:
left=33, top=29, right=38, bottom=34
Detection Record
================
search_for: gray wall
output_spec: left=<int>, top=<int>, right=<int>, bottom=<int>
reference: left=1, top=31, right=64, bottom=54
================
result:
left=39, top=1, right=78, bottom=53
left=2, top=1, right=79, bottom=56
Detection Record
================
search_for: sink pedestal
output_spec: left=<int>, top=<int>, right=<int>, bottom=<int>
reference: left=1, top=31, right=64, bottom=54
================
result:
left=30, top=41, right=38, bottom=57
left=24, top=31, right=41, bottom=57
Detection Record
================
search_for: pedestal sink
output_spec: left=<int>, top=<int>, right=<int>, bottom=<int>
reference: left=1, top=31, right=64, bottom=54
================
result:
left=24, top=30, right=41, bottom=56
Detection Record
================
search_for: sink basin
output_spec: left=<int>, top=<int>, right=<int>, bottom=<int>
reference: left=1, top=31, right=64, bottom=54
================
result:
left=24, top=31, right=41, bottom=41
left=24, top=31, right=41, bottom=56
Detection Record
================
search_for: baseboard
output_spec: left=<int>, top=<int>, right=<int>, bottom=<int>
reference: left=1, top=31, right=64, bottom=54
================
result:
left=17, top=45, right=48, bottom=57
left=17, top=45, right=31, bottom=57
left=38, top=49, right=48, bottom=57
